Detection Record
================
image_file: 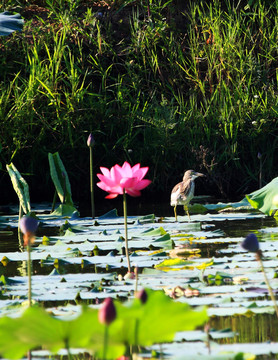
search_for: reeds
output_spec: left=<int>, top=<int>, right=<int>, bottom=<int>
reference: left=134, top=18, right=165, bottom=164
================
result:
left=1, top=0, right=278, bottom=202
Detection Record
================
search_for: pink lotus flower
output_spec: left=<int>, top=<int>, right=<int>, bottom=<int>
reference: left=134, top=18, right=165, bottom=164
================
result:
left=96, top=162, right=151, bottom=199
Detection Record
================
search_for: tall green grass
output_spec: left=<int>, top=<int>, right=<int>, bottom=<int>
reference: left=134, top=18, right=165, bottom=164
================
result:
left=0, top=0, right=278, bottom=204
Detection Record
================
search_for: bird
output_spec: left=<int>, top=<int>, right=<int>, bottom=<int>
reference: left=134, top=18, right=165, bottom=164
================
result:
left=170, top=170, right=205, bottom=221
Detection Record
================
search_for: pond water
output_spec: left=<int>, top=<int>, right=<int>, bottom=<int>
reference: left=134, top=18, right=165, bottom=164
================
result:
left=1, top=201, right=278, bottom=359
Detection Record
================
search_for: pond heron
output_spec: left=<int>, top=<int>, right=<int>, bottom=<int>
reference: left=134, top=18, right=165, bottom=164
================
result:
left=170, top=170, right=205, bottom=221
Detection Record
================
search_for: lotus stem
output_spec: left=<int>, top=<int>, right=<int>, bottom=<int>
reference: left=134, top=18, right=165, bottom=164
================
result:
left=18, top=205, right=23, bottom=249
left=27, top=239, right=32, bottom=308
left=51, top=190, right=57, bottom=213
left=135, top=266, right=138, bottom=293
left=123, top=189, right=131, bottom=273
left=259, top=156, right=262, bottom=189
left=204, top=323, right=211, bottom=355
left=134, top=318, right=140, bottom=351
left=65, top=338, right=72, bottom=360
left=257, top=252, right=278, bottom=318
left=89, top=146, right=95, bottom=219
left=62, top=172, right=66, bottom=204
left=102, top=325, right=109, bottom=360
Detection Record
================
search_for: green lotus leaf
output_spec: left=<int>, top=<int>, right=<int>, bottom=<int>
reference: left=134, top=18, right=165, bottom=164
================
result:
left=0, top=12, right=24, bottom=36
left=48, top=152, right=74, bottom=207
left=246, top=177, right=278, bottom=216
left=141, top=227, right=167, bottom=236
left=0, top=290, right=207, bottom=359
left=6, top=163, right=31, bottom=214
left=114, top=289, right=208, bottom=346
left=51, top=204, right=79, bottom=217
left=155, top=258, right=214, bottom=271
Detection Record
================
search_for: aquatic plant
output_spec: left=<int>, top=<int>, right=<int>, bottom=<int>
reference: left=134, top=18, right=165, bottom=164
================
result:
left=97, top=161, right=151, bottom=272
left=246, top=177, right=278, bottom=216
left=19, top=215, right=38, bottom=242
left=48, top=152, right=79, bottom=216
left=241, top=233, right=278, bottom=318
left=87, top=133, right=95, bottom=219
left=98, top=297, right=117, bottom=359
left=48, top=152, right=73, bottom=206
left=6, top=163, right=31, bottom=248
left=0, top=289, right=207, bottom=359
left=6, top=163, right=31, bottom=216
left=19, top=215, right=38, bottom=308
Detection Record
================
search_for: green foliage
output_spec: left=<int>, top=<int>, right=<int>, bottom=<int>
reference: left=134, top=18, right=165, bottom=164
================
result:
left=246, top=177, right=278, bottom=216
left=155, top=258, right=214, bottom=271
left=1, top=0, right=278, bottom=201
left=48, top=152, right=74, bottom=207
left=51, top=203, right=79, bottom=217
left=6, top=163, right=31, bottom=214
left=0, top=289, right=207, bottom=359
left=0, top=142, right=2, bottom=171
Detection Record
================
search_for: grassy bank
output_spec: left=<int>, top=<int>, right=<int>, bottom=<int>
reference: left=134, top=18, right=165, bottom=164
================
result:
left=0, top=0, right=277, bottom=206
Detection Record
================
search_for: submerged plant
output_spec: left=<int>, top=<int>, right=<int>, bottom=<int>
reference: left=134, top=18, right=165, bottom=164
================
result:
left=241, top=233, right=278, bottom=318
left=97, top=162, right=151, bottom=272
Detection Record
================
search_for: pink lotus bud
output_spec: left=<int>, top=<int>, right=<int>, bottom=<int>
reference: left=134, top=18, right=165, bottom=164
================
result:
left=87, top=133, right=95, bottom=147
left=136, top=289, right=148, bottom=304
left=98, top=297, right=116, bottom=325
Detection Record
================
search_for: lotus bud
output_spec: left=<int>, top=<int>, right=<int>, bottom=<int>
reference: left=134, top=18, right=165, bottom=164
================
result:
left=19, top=216, right=38, bottom=235
left=98, top=297, right=116, bottom=325
left=19, top=215, right=38, bottom=247
left=124, top=271, right=135, bottom=280
left=136, top=289, right=148, bottom=304
left=241, top=233, right=260, bottom=253
left=87, top=133, right=95, bottom=148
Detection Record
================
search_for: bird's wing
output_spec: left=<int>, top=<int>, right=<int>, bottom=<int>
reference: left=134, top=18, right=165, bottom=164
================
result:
left=181, top=178, right=194, bottom=197
left=170, top=182, right=182, bottom=205
left=171, top=182, right=182, bottom=195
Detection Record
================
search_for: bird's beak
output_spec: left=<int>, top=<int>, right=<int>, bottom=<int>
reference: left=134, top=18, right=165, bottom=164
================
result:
left=196, top=172, right=205, bottom=177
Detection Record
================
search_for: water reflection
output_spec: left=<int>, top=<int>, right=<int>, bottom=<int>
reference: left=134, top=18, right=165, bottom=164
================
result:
left=211, top=313, right=278, bottom=343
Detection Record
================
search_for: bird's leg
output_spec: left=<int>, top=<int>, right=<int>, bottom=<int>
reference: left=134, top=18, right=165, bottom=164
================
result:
left=174, top=205, right=178, bottom=222
left=184, top=205, right=191, bottom=221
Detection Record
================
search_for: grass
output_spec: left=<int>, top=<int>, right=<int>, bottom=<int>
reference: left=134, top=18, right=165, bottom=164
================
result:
left=0, top=0, right=278, bottom=205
